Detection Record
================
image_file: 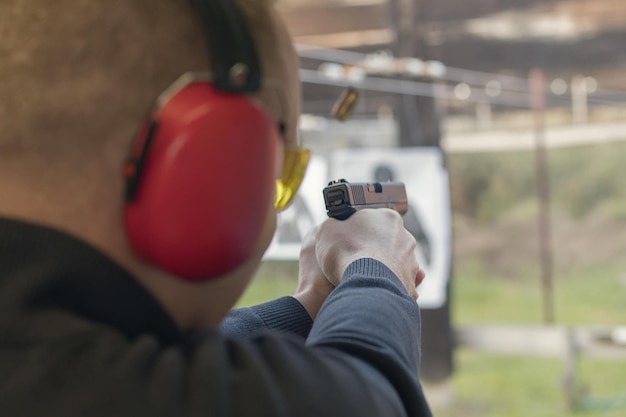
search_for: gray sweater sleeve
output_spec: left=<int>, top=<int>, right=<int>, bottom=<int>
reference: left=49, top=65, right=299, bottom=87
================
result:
left=221, top=296, right=313, bottom=339
left=223, top=258, right=431, bottom=416
left=307, top=258, right=430, bottom=416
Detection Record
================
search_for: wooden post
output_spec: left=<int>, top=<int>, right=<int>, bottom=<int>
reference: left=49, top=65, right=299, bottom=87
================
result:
left=389, top=0, right=454, bottom=384
left=529, top=68, right=555, bottom=324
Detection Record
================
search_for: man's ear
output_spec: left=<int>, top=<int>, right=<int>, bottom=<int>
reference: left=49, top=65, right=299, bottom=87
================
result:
left=124, top=81, right=279, bottom=282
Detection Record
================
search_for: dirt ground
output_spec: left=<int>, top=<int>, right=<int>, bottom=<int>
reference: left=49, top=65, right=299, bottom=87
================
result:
left=452, top=212, right=626, bottom=280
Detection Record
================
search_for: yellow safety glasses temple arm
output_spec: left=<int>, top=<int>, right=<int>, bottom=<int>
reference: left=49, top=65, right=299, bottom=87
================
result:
left=274, top=147, right=311, bottom=211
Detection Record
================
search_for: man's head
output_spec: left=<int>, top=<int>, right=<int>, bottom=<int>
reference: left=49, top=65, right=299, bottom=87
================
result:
left=0, top=0, right=301, bottom=327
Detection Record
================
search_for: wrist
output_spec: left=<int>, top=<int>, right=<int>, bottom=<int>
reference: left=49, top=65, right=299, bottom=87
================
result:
left=293, top=282, right=334, bottom=320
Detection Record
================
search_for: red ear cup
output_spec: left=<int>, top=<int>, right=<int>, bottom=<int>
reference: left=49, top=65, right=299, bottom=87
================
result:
left=124, top=82, right=278, bottom=281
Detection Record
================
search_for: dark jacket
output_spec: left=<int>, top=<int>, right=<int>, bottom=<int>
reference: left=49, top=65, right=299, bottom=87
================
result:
left=0, top=218, right=432, bottom=417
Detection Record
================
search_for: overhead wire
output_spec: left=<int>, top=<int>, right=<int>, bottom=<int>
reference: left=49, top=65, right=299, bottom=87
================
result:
left=296, top=43, right=626, bottom=108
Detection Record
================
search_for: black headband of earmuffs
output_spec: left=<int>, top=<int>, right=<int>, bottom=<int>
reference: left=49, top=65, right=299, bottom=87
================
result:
left=192, top=0, right=262, bottom=93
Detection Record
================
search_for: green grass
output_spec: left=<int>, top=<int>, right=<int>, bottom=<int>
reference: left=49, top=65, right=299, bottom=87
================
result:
left=452, top=257, right=626, bottom=326
left=576, top=358, right=626, bottom=414
left=444, top=350, right=566, bottom=417
left=432, top=350, right=626, bottom=417
left=236, top=260, right=299, bottom=307
left=553, top=263, right=626, bottom=326
left=451, top=258, right=546, bottom=324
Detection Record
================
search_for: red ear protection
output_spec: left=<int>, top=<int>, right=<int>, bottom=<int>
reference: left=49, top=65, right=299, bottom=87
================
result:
left=124, top=80, right=278, bottom=281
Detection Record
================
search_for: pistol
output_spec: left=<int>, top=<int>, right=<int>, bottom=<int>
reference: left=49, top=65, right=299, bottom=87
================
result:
left=323, top=179, right=408, bottom=220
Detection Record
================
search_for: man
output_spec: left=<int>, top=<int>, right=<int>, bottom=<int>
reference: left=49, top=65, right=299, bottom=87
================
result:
left=0, top=0, right=432, bottom=416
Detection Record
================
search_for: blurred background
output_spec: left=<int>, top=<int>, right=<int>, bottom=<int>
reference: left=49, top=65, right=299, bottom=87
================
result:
left=240, top=1, right=626, bottom=415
